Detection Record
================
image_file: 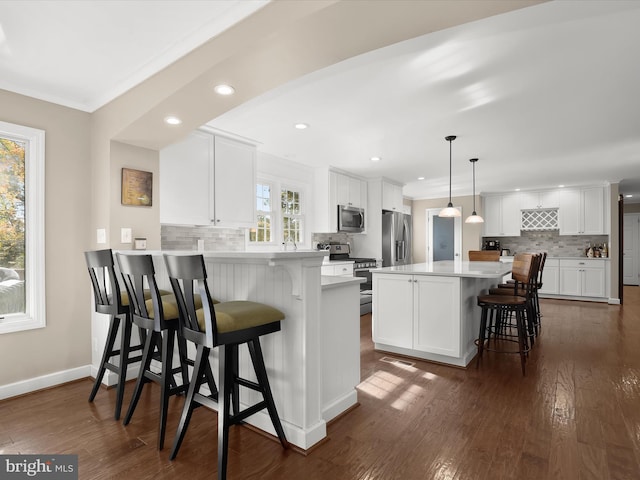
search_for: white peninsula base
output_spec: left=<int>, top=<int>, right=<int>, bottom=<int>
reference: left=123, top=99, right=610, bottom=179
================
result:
left=91, top=250, right=362, bottom=451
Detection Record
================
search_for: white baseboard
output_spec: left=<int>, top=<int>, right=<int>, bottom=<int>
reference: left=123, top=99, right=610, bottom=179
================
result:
left=608, top=297, right=621, bottom=305
left=0, top=365, right=91, bottom=401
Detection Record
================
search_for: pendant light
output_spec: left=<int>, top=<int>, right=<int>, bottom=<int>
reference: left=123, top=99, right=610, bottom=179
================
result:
left=465, top=158, right=484, bottom=224
left=439, top=135, right=461, bottom=217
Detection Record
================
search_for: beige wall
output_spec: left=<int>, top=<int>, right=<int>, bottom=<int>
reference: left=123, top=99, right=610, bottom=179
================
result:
left=624, top=202, right=640, bottom=214
left=0, top=89, right=92, bottom=385
left=109, top=142, right=161, bottom=249
left=411, top=195, right=484, bottom=263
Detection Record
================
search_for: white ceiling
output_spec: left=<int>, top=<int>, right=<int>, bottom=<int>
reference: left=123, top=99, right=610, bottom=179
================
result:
left=1, top=0, right=639, bottom=202
left=0, top=0, right=268, bottom=111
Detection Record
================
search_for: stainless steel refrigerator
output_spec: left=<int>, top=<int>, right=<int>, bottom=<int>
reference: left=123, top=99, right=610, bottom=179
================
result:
left=382, top=211, right=412, bottom=267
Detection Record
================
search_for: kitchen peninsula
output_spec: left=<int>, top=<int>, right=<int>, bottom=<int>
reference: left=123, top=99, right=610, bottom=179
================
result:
left=91, top=250, right=362, bottom=450
left=372, top=260, right=512, bottom=368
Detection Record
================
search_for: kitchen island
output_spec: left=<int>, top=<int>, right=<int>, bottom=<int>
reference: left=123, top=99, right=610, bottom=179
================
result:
left=91, top=250, right=362, bottom=450
left=372, top=260, right=512, bottom=367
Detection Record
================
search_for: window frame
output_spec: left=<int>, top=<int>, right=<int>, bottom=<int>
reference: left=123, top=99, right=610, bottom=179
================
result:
left=0, top=121, right=46, bottom=334
left=249, top=180, right=275, bottom=245
left=280, top=184, right=304, bottom=245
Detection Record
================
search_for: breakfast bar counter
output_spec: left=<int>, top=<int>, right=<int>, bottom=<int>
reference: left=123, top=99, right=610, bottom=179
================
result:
left=371, top=261, right=512, bottom=367
left=91, top=250, right=361, bottom=450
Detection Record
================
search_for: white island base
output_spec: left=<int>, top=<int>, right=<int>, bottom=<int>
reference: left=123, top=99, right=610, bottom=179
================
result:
left=372, top=261, right=512, bottom=368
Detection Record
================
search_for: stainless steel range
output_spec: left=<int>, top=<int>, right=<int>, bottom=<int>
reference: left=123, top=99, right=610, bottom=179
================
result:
left=321, top=243, right=376, bottom=314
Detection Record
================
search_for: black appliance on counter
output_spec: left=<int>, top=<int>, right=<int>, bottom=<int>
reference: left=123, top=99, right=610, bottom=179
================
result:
left=483, top=240, right=501, bottom=250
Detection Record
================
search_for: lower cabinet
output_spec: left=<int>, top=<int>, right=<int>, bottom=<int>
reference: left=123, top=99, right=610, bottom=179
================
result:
left=373, top=273, right=460, bottom=357
left=538, top=258, right=559, bottom=295
left=558, top=259, right=606, bottom=298
left=321, top=262, right=354, bottom=277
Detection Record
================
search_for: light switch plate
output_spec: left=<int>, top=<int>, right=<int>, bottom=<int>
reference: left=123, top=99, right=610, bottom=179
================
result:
left=96, top=228, right=106, bottom=244
left=121, top=227, right=132, bottom=243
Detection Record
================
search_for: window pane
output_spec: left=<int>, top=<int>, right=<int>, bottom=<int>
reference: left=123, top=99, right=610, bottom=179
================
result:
left=0, top=137, right=26, bottom=315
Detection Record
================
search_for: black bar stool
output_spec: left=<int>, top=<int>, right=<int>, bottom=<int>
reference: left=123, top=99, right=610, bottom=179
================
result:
left=116, top=253, right=190, bottom=450
left=476, top=253, right=536, bottom=375
left=85, top=249, right=145, bottom=420
left=164, top=254, right=289, bottom=480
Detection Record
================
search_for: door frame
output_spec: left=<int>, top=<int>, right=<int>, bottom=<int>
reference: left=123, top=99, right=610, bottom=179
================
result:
left=426, top=208, right=462, bottom=262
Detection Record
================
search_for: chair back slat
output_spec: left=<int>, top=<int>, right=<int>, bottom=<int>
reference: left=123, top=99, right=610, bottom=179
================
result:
left=511, top=253, right=534, bottom=285
left=85, top=249, right=122, bottom=314
left=116, top=253, right=164, bottom=332
left=469, top=250, right=501, bottom=262
left=164, top=254, right=217, bottom=348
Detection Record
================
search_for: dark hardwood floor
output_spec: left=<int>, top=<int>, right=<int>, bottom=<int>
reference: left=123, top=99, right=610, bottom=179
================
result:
left=2, top=287, right=640, bottom=479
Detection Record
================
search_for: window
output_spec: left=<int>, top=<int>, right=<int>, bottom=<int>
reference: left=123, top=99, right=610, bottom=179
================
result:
left=249, top=183, right=272, bottom=242
left=281, top=187, right=303, bottom=243
left=0, top=121, right=45, bottom=334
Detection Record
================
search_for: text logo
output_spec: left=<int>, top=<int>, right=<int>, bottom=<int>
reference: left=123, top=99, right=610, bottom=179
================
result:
left=0, top=455, right=77, bottom=479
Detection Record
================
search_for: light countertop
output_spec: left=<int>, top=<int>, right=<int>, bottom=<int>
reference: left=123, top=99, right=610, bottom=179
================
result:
left=372, top=260, right=512, bottom=279
left=321, top=275, right=364, bottom=289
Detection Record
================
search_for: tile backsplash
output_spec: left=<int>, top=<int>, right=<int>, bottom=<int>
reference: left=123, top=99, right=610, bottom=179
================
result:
left=161, top=225, right=244, bottom=251
left=311, top=232, right=354, bottom=247
left=484, top=231, right=609, bottom=257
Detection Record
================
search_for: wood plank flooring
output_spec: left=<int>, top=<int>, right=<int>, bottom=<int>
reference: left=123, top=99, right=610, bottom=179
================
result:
left=2, top=287, right=640, bottom=479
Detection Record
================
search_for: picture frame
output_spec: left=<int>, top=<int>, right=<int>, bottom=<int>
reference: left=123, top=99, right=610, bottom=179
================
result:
left=121, top=168, right=152, bottom=206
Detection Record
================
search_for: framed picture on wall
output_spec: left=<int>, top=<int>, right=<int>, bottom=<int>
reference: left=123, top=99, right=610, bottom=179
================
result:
left=121, top=168, right=152, bottom=206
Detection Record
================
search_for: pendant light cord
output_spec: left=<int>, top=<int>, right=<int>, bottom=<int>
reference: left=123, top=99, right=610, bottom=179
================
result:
left=448, top=139, right=452, bottom=204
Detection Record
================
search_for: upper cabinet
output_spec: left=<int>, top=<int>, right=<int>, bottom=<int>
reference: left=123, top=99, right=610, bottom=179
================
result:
left=315, top=170, right=367, bottom=233
left=483, top=185, right=608, bottom=237
left=382, top=181, right=403, bottom=211
left=482, top=192, right=522, bottom=237
left=160, top=130, right=256, bottom=228
left=334, top=171, right=366, bottom=208
left=520, top=190, right=559, bottom=210
left=558, top=186, right=605, bottom=235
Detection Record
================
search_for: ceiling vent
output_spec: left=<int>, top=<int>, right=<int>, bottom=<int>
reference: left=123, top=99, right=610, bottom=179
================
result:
left=521, top=209, right=558, bottom=231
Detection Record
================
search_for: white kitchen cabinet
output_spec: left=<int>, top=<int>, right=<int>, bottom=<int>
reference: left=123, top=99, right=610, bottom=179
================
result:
left=482, top=193, right=521, bottom=237
left=413, top=275, right=461, bottom=357
left=335, top=172, right=365, bottom=208
left=320, top=171, right=367, bottom=233
left=373, top=274, right=413, bottom=348
left=160, top=130, right=256, bottom=227
left=520, top=190, right=560, bottom=210
left=321, top=262, right=354, bottom=277
left=538, top=258, right=559, bottom=295
left=558, top=186, right=604, bottom=235
left=558, top=259, right=605, bottom=298
left=382, top=181, right=403, bottom=212
left=160, top=130, right=212, bottom=225
left=373, top=273, right=460, bottom=357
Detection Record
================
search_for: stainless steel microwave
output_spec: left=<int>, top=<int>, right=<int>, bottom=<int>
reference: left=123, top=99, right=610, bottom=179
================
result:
left=338, top=205, right=365, bottom=233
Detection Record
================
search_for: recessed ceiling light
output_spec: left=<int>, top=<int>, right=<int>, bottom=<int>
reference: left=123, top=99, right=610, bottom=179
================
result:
left=371, top=156, right=381, bottom=162
left=294, top=123, right=309, bottom=130
left=214, top=84, right=235, bottom=96
left=515, top=188, right=521, bottom=192
left=558, top=184, right=565, bottom=188
left=164, top=116, right=182, bottom=125
left=625, top=194, right=633, bottom=198
left=418, top=176, right=425, bottom=180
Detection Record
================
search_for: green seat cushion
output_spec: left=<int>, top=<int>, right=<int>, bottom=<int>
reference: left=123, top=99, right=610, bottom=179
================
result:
left=120, top=289, right=171, bottom=307
left=144, top=293, right=206, bottom=321
left=195, top=300, right=284, bottom=334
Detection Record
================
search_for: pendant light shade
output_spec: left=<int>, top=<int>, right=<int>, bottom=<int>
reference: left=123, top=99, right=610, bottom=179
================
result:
left=465, top=158, right=484, bottom=224
left=439, top=135, right=461, bottom=217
